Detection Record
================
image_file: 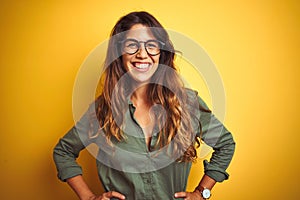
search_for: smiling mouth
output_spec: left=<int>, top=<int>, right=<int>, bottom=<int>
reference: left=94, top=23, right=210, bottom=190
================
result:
left=132, top=62, right=151, bottom=71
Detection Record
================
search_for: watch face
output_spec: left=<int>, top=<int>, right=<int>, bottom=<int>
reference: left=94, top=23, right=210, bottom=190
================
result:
left=202, top=188, right=211, bottom=198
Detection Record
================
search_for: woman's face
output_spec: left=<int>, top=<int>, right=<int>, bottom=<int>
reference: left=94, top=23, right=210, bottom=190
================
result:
left=121, top=24, right=160, bottom=84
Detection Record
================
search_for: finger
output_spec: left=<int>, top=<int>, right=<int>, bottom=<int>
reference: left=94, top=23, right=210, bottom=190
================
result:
left=99, top=196, right=110, bottom=200
left=106, top=191, right=126, bottom=199
left=97, top=194, right=108, bottom=200
left=174, top=191, right=187, bottom=198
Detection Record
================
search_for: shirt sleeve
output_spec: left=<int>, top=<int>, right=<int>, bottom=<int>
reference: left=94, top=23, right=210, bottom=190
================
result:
left=197, top=95, right=236, bottom=182
left=53, top=105, right=97, bottom=182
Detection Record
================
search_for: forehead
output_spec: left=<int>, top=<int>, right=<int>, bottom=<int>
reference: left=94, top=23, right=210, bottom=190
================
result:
left=125, top=24, right=156, bottom=40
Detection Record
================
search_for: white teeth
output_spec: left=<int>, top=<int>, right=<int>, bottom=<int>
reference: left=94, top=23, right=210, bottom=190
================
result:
left=135, top=63, right=150, bottom=69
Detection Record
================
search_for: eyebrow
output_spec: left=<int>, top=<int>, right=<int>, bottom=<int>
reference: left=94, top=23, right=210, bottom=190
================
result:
left=125, top=37, right=157, bottom=41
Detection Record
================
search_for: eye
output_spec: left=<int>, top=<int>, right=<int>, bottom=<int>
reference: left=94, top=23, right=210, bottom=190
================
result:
left=124, top=41, right=139, bottom=49
left=146, top=41, right=159, bottom=49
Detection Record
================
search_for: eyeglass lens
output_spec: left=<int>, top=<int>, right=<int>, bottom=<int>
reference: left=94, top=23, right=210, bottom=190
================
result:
left=123, top=39, right=162, bottom=55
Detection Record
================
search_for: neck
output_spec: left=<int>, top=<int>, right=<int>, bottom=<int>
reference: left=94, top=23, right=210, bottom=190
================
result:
left=131, top=84, right=150, bottom=107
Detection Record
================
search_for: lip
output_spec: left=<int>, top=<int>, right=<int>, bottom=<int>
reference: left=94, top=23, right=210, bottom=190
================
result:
left=131, top=62, right=152, bottom=72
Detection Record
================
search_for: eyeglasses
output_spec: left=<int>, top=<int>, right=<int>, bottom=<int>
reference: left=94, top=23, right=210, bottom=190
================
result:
left=119, top=39, right=165, bottom=56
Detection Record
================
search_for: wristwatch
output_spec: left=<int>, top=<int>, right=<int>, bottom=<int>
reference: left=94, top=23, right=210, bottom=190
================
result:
left=201, top=188, right=211, bottom=199
left=197, top=186, right=211, bottom=199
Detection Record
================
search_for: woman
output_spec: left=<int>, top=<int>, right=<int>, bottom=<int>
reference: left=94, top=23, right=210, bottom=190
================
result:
left=53, top=11, right=235, bottom=200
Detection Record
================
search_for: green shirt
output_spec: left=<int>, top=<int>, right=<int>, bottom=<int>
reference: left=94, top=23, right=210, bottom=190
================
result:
left=53, top=89, right=235, bottom=199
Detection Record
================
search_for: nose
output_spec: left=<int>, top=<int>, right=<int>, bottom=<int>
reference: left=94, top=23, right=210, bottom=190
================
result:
left=136, top=44, right=148, bottom=58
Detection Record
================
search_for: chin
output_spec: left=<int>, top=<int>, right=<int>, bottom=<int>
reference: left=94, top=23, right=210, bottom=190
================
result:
left=127, top=68, right=157, bottom=84
left=129, top=75, right=152, bottom=84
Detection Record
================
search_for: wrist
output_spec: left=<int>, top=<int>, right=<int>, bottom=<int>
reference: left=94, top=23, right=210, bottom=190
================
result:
left=81, top=194, right=97, bottom=200
left=89, top=196, right=96, bottom=200
left=195, top=185, right=211, bottom=199
left=193, top=189, right=204, bottom=200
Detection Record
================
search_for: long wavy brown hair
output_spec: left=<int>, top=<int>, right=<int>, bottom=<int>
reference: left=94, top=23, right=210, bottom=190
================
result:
left=93, top=11, right=209, bottom=162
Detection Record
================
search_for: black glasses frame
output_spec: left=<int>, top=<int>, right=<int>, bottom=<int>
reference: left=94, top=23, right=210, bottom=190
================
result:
left=119, top=38, right=165, bottom=56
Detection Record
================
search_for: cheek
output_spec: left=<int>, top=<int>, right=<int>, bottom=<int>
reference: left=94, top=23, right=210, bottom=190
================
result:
left=155, top=57, right=160, bottom=64
left=122, top=55, right=131, bottom=69
left=151, top=55, right=160, bottom=65
left=156, top=54, right=161, bottom=64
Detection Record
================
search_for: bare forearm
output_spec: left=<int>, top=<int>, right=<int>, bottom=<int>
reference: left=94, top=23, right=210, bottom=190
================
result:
left=66, top=175, right=96, bottom=200
left=195, top=174, right=216, bottom=191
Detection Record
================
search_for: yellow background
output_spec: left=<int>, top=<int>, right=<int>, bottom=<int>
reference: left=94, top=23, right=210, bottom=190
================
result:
left=0, top=0, right=299, bottom=199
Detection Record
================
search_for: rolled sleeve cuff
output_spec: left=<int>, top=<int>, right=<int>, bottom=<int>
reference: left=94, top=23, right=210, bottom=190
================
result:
left=57, top=165, right=83, bottom=182
left=203, top=160, right=229, bottom=182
